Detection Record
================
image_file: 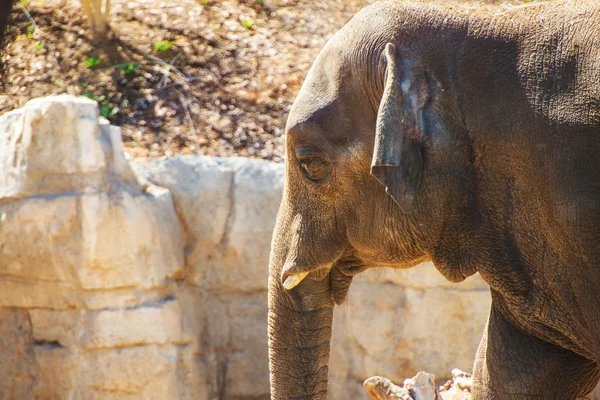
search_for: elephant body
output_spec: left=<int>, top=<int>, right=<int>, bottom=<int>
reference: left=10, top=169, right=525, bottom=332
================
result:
left=268, top=1, right=600, bottom=399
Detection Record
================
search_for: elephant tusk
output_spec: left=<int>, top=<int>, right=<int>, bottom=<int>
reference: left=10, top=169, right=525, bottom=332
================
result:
left=282, top=272, right=309, bottom=290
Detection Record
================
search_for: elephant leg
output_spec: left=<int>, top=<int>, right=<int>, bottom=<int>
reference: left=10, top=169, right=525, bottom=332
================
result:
left=472, top=304, right=599, bottom=400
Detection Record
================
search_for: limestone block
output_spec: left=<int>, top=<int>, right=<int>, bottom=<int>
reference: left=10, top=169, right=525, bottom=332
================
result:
left=0, top=95, right=107, bottom=198
left=83, top=297, right=187, bottom=348
left=0, top=195, right=82, bottom=284
left=0, top=278, right=83, bottom=309
left=79, top=286, right=177, bottom=311
left=30, top=297, right=190, bottom=349
left=34, top=344, right=78, bottom=399
left=137, top=156, right=284, bottom=292
left=177, top=344, right=211, bottom=400
left=82, top=346, right=179, bottom=398
left=0, top=188, right=184, bottom=293
left=0, top=309, right=39, bottom=399
left=78, top=188, right=184, bottom=290
left=34, top=345, right=181, bottom=399
left=223, top=292, right=269, bottom=398
left=29, top=309, right=84, bottom=348
left=215, top=158, right=284, bottom=292
left=98, top=117, right=139, bottom=187
left=202, top=291, right=270, bottom=399
left=135, top=156, right=234, bottom=248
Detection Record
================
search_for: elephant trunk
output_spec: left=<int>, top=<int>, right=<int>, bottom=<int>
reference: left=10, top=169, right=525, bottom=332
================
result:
left=268, top=273, right=334, bottom=399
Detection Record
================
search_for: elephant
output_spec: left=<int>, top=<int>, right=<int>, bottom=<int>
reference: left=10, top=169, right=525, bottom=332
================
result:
left=267, top=0, right=600, bottom=399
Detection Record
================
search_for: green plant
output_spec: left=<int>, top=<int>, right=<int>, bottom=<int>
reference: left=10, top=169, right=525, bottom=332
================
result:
left=100, top=103, right=119, bottom=119
left=26, top=24, right=34, bottom=39
left=200, top=0, right=208, bottom=4
left=85, top=91, right=118, bottom=119
left=85, top=90, right=104, bottom=102
left=256, top=0, right=263, bottom=4
left=80, top=81, right=89, bottom=88
left=119, top=62, right=140, bottom=74
left=35, top=41, right=44, bottom=51
left=241, top=18, right=254, bottom=29
left=53, top=79, right=63, bottom=87
left=85, top=55, right=101, bottom=68
left=153, top=40, right=174, bottom=52
left=21, top=0, right=29, bottom=6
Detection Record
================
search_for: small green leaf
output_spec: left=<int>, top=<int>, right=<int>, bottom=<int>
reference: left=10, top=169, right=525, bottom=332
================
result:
left=35, top=41, right=44, bottom=51
left=200, top=0, right=208, bottom=4
left=120, top=62, right=140, bottom=74
left=80, top=81, right=89, bottom=88
left=26, top=24, right=34, bottom=39
left=100, top=103, right=119, bottom=119
left=53, top=79, right=63, bottom=87
left=85, top=90, right=95, bottom=100
left=85, top=56, right=101, bottom=69
left=241, top=18, right=254, bottom=29
left=153, top=40, right=174, bottom=52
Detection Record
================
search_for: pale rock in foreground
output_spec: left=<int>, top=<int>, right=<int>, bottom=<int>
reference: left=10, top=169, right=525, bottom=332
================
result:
left=364, top=370, right=472, bottom=400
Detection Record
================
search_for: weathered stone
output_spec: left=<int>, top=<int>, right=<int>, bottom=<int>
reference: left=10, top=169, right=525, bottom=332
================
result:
left=78, top=188, right=184, bottom=290
left=177, top=344, right=211, bottom=400
left=84, top=297, right=187, bottom=348
left=79, top=286, right=178, bottom=311
left=0, top=309, right=39, bottom=399
left=0, top=96, right=106, bottom=199
left=0, top=195, right=82, bottom=285
left=30, top=309, right=84, bottom=348
left=0, top=189, right=184, bottom=292
left=224, top=292, right=270, bottom=398
left=137, top=156, right=284, bottom=292
left=364, top=373, right=438, bottom=400
left=0, top=278, right=83, bottom=309
left=364, top=370, right=473, bottom=400
left=201, top=291, right=270, bottom=399
left=30, top=297, right=190, bottom=349
left=34, top=345, right=182, bottom=399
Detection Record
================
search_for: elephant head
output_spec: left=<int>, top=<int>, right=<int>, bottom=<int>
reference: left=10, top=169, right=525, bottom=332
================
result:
left=268, top=3, right=476, bottom=399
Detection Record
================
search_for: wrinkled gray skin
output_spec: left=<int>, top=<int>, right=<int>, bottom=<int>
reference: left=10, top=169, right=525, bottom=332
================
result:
left=268, top=1, right=600, bottom=399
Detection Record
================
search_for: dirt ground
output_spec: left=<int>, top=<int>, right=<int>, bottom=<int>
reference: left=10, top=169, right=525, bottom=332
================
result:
left=1, top=0, right=375, bottom=161
left=1, top=0, right=537, bottom=161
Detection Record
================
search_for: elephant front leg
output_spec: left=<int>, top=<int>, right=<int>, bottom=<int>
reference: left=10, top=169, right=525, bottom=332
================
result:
left=472, top=303, right=599, bottom=400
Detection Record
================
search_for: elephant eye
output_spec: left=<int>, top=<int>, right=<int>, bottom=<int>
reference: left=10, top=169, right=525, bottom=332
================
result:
left=295, top=144, right=332, bottom=184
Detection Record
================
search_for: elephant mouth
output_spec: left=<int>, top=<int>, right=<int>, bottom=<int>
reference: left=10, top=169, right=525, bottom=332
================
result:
left=283, top=252, right=369, bottom=305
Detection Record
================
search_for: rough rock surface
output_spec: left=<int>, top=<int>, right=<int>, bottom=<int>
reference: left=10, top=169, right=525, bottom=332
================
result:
left=364, top=370, right=472, bottom=400
left=0, top=95, right=492, bottom=399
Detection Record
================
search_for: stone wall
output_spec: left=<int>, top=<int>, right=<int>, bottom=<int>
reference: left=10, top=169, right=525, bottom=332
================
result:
left=0, top=95, right=491, bottom=399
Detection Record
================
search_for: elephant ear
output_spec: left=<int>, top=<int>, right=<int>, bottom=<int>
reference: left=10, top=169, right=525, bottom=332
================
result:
left=371, top=43, right=429, bottom=213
